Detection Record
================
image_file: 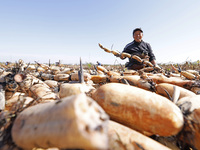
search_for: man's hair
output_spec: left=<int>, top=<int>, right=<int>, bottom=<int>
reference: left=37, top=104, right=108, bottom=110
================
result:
left=133, top=28, right=143, bottom=35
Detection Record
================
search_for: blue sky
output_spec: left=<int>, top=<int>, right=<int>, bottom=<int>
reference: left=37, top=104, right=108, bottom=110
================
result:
left=0, top=0, right=200, bottom=65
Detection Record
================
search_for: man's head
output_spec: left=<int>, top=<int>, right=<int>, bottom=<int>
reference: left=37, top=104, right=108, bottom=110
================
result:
left=133, top=28, right=143, bottom=42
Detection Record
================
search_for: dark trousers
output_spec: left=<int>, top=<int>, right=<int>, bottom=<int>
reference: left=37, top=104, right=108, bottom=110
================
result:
left=127, top=64, right=144, bottom=70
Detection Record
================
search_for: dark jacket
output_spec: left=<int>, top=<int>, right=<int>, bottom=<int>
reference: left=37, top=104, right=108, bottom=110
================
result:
left=123, top=40, right=156, bottom=69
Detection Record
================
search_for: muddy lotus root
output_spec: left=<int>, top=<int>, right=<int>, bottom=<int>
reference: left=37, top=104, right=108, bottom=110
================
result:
left=11, top=93, right=109, bottom=150
left=92, top=83, right=184, bottom=136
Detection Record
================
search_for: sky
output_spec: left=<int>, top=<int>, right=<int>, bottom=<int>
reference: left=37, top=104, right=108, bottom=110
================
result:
left=0, top=0, right=200, bottom=65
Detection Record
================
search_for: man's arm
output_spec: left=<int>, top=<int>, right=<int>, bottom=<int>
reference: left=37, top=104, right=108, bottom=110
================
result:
left=146, top=43, right=156, bottom=62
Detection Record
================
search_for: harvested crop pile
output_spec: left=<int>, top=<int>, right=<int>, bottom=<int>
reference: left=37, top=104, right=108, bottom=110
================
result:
left=0, top=58, right=200, bottom=150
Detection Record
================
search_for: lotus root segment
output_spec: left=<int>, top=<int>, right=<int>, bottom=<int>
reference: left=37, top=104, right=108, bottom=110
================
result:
left=11, top=93, right=109, bottom=150
left=91, top=83, right=184, bottom=136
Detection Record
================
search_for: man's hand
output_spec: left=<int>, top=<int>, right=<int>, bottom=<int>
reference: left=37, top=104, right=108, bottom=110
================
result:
left=154, top=64, right=162, bottom=71
left=119, top=54, right=125, bottom=59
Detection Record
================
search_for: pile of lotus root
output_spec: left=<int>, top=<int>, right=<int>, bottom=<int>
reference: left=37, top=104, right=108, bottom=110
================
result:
left=0, top=58, right=200, bottom=150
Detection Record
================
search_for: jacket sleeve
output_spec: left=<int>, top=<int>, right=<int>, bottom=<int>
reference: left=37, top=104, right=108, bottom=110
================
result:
left=122, top=45, right=131, bottom=54
left=146, top=43, right=156, bottom=62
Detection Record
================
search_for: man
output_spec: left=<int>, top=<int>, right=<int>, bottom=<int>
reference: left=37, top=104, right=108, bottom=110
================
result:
left=120, top=28, right=157, bottom=70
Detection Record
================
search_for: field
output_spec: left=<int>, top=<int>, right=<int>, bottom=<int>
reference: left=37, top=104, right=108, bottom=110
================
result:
left=0, top=59, right=200, bottom=150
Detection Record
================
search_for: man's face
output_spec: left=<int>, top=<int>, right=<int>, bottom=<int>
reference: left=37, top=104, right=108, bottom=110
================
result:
left=133, top=30, right=143, bottom=42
